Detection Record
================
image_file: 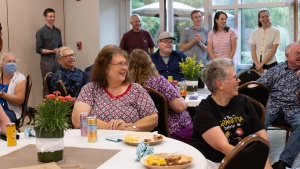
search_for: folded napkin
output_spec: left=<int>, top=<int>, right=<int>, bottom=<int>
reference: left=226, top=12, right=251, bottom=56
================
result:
left=105, top=135, right=123, bottom=142
left=136, top=141, right=154, bottom=161
left=24, top=128, right=35, bottom=138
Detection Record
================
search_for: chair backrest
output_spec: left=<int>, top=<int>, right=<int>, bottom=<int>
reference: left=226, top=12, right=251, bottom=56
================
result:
left=245, top=95, right=266, bottom=124
left=143, top=86, right=170, bottom=137
left=238, top=81, right=270, bottom=107
left=44, top=72, right=54, bottom=95
left=238, top=69, right=261, bottom=86
left=219, top=134, right=270, bottom=169
left=17, top=74, right=32, bottom=132
left=297, top=89, right=300, bottom=105
left=58, top=80, right=68, bottom=96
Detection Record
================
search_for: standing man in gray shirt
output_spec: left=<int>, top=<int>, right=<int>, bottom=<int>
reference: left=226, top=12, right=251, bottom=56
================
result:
left=179, top=10, right=208, bottom=64
left=36, top=8, right=62, bottom=96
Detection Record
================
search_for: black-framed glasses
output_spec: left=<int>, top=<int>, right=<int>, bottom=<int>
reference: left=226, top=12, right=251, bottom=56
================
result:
left=110, top=62, right=129, bottom=67
left=161, top=40, right=174, bottom=45
left=62, top=53, right=76, bottom=59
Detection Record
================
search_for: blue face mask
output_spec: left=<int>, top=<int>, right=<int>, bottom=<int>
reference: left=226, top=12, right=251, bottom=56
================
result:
left=4, top=62, right=17, bottom=75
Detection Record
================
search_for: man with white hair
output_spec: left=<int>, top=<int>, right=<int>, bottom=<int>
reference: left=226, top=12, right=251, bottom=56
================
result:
left=50, top=46, right=83, bottom=104
left=120, top=14, right=155, bottom=55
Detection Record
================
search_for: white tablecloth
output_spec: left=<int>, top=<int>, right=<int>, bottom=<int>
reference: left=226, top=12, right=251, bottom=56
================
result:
left=1, top=129, right=207, bottom=169
left=185, top=88, right=210, bottom=107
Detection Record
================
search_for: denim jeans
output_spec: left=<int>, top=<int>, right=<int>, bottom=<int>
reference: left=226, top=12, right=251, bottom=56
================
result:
left=264, top=110, right=300, bottom=167
left=4, top=109, right=17, bottom=123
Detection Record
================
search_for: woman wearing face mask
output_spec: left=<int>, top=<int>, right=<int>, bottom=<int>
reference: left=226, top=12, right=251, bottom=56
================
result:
left=0, top=52, right=26, bottom=123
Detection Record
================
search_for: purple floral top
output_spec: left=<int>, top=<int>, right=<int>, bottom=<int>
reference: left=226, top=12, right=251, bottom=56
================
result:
left=146, top=76, right=192, bottom=134
left=77, top=82, right=158, bottom=123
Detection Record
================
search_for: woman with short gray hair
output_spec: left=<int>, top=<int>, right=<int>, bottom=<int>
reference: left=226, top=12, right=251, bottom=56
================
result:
left=192, top=58, right=272, bottom=169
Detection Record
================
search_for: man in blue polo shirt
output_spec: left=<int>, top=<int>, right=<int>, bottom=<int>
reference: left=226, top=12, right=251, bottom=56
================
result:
left=150, top=32, right=186, bottom=81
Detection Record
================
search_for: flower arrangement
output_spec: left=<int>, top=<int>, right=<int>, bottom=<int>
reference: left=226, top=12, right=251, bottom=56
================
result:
left=34, top=91, right=72, bottom=132
left=179, top=55, right=203, bottom=79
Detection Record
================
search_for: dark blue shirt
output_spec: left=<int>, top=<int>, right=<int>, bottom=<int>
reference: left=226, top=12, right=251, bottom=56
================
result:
left=77, top=64, right=93, bottom=96
left=0, top=84, right=9, bottom=109
left=50, top=66, right=83, bottom=97
left=36, top=24, right=62, bottom=54
left=150, top=50, right=186, bottom=81
left=257, top=62, right=300, bottom=117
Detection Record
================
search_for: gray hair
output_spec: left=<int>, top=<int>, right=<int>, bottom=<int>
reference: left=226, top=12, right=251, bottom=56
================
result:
left=0, top=52, right=17, bottom=72
left=285, top=42, right=300, bottom=54
left=202, top=58, right=234, bottom=93
left=130, top=14, right=140, bottom=22
left=56, top=46, right=73, bottom=58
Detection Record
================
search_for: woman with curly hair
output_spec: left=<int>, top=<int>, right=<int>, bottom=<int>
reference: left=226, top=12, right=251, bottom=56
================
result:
left=129, top=49, right=193, bottom=144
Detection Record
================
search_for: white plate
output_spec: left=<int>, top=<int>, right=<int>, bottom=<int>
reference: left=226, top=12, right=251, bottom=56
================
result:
left=140, top=153, right=194, bottom=169
left=123, top=132, right=164, bottom=146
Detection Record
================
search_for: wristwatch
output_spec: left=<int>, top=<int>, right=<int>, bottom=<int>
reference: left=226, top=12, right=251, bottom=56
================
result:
left=131, top=125, right=137, bottom=129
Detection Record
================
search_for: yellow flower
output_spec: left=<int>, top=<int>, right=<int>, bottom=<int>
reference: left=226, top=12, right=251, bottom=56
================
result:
left=179, top=55, right=202, bottom=78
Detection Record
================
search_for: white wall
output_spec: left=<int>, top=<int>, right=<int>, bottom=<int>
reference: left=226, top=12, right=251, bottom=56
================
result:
left=99, top=0, right=124, bottom=49
left=0, top=0, right=64, bottom=107
left=64, top=0, right=100, bottom=70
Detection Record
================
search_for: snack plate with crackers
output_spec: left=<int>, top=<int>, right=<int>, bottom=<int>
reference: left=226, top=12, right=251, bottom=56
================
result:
left=123, top=132, right=164, bottom=146
left=140, top=153, right=194, bottom=169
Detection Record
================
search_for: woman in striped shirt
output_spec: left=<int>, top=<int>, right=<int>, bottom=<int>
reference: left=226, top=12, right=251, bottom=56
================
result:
left=207, top=11, right=238, bottom=59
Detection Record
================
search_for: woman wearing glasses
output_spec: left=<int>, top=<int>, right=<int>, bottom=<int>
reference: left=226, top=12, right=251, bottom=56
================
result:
left=0, top=52, right=26, bottom=124
left=72, top=45, right=158, bottom=131
left=207, top=11, right=238, bottom=59
left=50, top=46, right=83, bottom=105
left=192, top=58, right=272, bottom=169
left=129, top=49, right=192, bottom=144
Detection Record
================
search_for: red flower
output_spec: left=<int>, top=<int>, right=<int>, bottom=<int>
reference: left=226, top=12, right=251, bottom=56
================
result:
left=65, top=95, right=73, bottom=101
left=46, top=94, right=56, bottom=99
left=53, top=91, right=61, bottom=95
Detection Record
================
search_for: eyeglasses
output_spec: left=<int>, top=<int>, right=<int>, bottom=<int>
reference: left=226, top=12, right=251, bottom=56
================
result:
left=110, top=62, right=129, bottom=67
left=220, top=75, right=239, bottom=82
left=62, top=53, right=76, bottom=59
left=161, top=40, right=174, bottom=45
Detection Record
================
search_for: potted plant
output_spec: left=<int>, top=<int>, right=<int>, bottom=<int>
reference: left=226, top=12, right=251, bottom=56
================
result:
left=179, top=55, right=204, bottom=91
left=34, top=91, right=72, bottom=162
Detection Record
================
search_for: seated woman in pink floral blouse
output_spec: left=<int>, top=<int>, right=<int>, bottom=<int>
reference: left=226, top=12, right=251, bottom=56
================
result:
left=129, top=49, right=193, bottom=144
left=72, top=45, right=158, bottom=131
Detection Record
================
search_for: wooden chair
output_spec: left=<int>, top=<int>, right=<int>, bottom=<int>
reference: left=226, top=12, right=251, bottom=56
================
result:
left=143, top=86, right=170, bottom=137
left=238, top=69, right=261, bottom=86
left=16, top=74, right=32, bottom=132
left=245, top=95, right=266, bottom=124
left=43, top=72, right=54, bottom=95
left=219, top=134, right=270, bottom=169
left=58, top=80, right=68, bottom=96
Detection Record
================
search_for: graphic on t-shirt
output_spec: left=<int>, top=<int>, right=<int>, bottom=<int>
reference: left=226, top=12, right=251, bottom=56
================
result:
left=220, top=115, right=244, bottom=142
left=225, top=131, right=230, bottom=139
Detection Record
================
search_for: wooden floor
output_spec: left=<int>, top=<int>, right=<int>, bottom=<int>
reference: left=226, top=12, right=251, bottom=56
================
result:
left=19, top=117, right=300, bottom=169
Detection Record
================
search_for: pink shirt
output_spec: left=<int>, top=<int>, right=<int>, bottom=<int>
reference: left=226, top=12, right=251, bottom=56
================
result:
left=77, top=82, right=157, bottom=123
left=208, top=29, right=238, bottom=58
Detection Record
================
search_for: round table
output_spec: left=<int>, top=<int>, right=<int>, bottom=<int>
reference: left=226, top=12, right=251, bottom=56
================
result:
left=1, top=129, right=207, bottom=169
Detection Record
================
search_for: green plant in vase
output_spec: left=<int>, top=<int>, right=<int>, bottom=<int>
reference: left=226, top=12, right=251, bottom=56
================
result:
left=34, top=91, right=72, bottom=162
left=179, top=55, right=203, bottom=91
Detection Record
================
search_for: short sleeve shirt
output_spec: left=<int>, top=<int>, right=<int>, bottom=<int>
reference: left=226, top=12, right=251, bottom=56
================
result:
left=192, top=95, right=264, bottom=162
left=248, top=26, right=281, bottom=65
left=146, top=76, right=192, bottom=134
left=207, top=29, right=238, bottom=58
left=76, top=82, right=158, bottom=123
left=180, top=26, right=208, bottom=62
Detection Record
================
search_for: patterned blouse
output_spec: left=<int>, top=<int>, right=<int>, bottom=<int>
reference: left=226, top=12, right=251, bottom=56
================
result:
left=77, top=82, right=157, bottom=123
left=257, top=62, right=300, bottom=117
left=146, top=76, right=192, bottom=134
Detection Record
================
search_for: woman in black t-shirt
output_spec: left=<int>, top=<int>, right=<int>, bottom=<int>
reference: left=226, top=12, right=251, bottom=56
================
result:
left=192, top=58, right=272, bottom=169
